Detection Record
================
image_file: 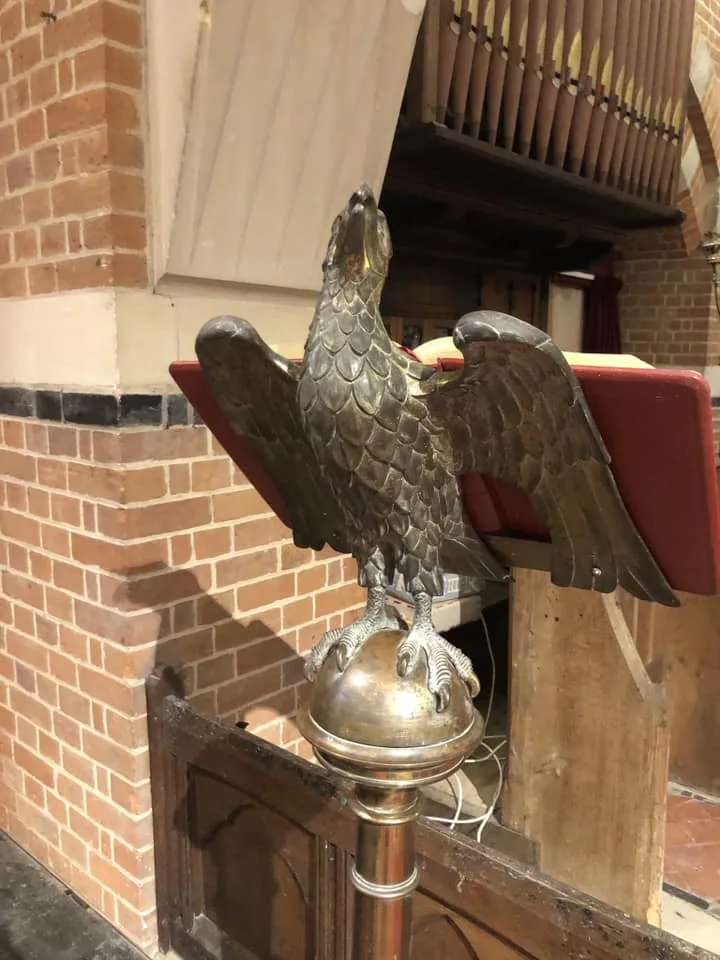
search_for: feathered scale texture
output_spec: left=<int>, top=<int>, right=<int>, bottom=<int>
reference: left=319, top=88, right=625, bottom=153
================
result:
left=297, top=274, right=507, bottom=597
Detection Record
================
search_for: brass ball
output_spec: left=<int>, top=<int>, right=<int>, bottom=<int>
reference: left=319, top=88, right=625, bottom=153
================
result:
left=305, top=629, right=478, bottom=751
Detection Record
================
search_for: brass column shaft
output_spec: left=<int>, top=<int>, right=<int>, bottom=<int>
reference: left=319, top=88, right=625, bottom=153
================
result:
left=351, top=787, right=418, bottom=960
left=297, top=632, right=485, bottom=960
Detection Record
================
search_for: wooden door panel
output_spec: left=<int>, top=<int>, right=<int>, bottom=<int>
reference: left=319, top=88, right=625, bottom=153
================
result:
left=480, top=274, right=513, bottom=313
left=190, top=769, right=315, bottom=960
left=381, top=253, right=547, bottom=348
left=509, top=279, right=537, bottom=325
left=412, top=894, right=527, bottom=960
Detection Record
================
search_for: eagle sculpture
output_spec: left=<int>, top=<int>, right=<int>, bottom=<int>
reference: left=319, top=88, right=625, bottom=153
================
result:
left=196, top=184, right=678, bottom=711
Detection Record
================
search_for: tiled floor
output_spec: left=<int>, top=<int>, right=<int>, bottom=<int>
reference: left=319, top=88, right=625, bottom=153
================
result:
left=0, top=832, right=144, bottom=960
left=663, top=890, right=720, bottom=953
left=665, top=790, right=720, bottom=908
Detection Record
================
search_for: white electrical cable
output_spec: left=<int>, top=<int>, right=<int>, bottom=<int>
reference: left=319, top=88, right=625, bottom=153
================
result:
left=464, top=738, right=506, bottom=764
left=448, top=774, right=464, bottom=830
left=426, top=611, right=505, bottom=834
left=475, top=750, right=504, bottom=842
left=425, top=740, right=506, bottom=827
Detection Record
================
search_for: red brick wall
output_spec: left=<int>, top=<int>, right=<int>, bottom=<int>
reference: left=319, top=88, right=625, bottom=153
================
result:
left=696, top=0, right=720, bottom=66
left=616, top=226, right=719, bottom=368
left=0, top=414, right=364, bottom=949
left=0, top=0, right=147, bottom=298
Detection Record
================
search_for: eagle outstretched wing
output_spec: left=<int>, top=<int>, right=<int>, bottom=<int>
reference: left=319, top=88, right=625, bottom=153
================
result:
left=421, top=311, right=679, bottom=607
left=196, top=316, right=347, bottom=553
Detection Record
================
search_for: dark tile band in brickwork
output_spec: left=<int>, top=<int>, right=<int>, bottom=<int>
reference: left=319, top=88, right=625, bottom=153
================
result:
left=1, top=384, right=718, bottom=424
left=0, top=387, right=203, bottom=428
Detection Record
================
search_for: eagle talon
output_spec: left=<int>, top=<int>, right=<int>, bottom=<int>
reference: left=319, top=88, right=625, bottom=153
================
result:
left=397, top=652, right=411, bottom=677
left=435, top=684, right=451, bottom=713
left=304, top=590, right=400, bottom=683
left=335, top=644, right=352, bottom=672
left=396, top=624, right=480, bottom=712
left=304, top=627, right=342, bottom=682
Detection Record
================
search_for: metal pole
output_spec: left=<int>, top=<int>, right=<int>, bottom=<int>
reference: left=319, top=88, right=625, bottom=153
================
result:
left=350, top=787, right=420, bottom=960
left=297, top=631, right=484, bottom=960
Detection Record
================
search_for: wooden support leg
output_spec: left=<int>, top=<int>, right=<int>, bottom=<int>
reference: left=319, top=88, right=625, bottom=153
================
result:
left=503, top=569, right=669, bottom=924
left=645, top=593, right=720, bottom=796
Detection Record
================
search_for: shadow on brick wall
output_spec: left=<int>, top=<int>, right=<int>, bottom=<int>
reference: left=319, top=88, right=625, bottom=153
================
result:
left=132, top=566, right=323, bottom=953
left=121, top=564, right=311, bottom=753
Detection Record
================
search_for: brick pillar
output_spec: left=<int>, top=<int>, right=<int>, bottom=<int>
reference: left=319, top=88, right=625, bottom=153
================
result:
left=0, top=405, right=366, bottom=951
left=0, top=0, right=147, bottom=297
left=0, top=0, right=368, bottom=952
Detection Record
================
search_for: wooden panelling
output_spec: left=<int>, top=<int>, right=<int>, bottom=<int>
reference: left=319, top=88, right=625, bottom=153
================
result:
left=381, top=256, right=547, bottom=348
left=148, top=667, right=713, bottom=960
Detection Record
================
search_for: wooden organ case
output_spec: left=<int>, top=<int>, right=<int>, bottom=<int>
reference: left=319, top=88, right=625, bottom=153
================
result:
left=379, top=0, right=695, bottom=348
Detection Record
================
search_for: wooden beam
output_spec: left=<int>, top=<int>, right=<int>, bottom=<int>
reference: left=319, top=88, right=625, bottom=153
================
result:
left=146, top=667, right=190, bottom=954
left=383, top=168, right=624, bottom=245
left=634, top=592, right=720, bottom=795
left=503, top=569, right=669, bottom=924
left=389, top=123, right=685, bottom=230
left=485, top=535, right=551, bottom=571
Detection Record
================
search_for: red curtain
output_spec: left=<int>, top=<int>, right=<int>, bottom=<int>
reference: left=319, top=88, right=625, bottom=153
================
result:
left=582, top=276, right=623, bottom=353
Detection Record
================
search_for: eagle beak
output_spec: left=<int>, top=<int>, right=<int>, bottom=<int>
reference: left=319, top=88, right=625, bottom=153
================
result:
left=336, top=185, right=378, bottom=280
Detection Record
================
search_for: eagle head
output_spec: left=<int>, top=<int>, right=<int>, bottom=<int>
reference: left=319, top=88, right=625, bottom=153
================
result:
left=322, top=184, right=393, bottom=295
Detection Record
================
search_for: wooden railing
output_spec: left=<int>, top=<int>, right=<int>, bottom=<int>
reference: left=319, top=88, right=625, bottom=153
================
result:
left=148, top=667, right=708, bottom=960
left=404, top=0, right=695, bottom=205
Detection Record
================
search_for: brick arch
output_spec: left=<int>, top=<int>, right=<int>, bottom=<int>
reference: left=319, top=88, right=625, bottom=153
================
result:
left=686, top=82, right=717, bottom=172
left=677, top=40, right=720, bottom=254
left=676, top=166, right=703, bottom=254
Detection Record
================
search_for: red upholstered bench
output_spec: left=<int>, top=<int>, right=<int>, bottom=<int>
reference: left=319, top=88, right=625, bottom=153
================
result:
left=170, top=358, right=720, bottom=597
